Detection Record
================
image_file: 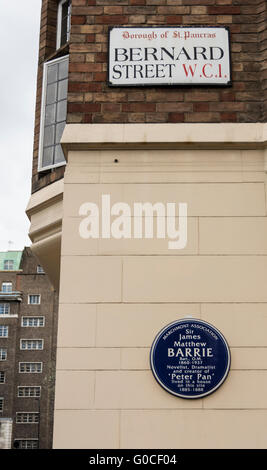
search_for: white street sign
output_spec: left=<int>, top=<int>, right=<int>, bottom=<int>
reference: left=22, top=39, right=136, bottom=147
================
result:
left=109, top=27, right=231, bottom=87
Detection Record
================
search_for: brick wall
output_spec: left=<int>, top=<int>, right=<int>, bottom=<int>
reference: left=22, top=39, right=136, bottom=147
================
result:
left=14, top=248, right=58, bottom=449
left=259, top=1, right=267, bottom=121
left=0, top=248, right=58, bottom=449
left=68, top=0, right=266, bottom=125
left=32, top=0, right=267, bottom=193
left=32, top=0, right=65, bottom=193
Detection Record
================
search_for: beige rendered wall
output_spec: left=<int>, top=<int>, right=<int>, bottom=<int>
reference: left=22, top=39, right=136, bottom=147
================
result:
left=53, top=128, right=267, bottom=449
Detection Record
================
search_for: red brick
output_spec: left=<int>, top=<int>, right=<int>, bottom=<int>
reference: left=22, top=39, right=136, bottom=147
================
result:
left=97, top=15, right=129, bottom=24
left=148, top=0, right=168, bottom=4
left=130, top=0, right=146, bottom=5
left=208, top=6, right=241, bottom=14
left=84, top=113, right=93, bottom=123
left=122, top=103, right=156, bottom=112
left=165, top=15, right=183, bottom=24
left=71, top=16, right=86, bottom=24
left=86, top=34, right=95, bottom=42
left=95, top=52, right=107, bottom=61
left=94, top=72, right=107, bottom=81
left=169, top=113, right=185, bottom=123
left=216, top=0, right=232, bottom=4
left=220, top=112, right=237, bottom=121
left=193, top=102, right=210, bottom=112
left=69, top=82, right=102, bottom=92
left=69, top=63, right=102, bottom=72
left=68, top=103, right=101, bottom=113
left=178, top=0, right=214, bottom=4
left=220, top=92, right=236, bottom=102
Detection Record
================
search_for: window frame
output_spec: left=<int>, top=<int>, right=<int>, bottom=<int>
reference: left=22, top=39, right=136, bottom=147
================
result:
left=20, top=339, right=44, bottom=351
left=17, top=386, right=41, bottom=398
left=0, top=326, right=8, bottom=338
left=0, top=398, right=4, bottom=412
left=37, top=265, right=45, bottom=274
left=1, top=282, right=12, bottom=293
left=13, top=439, right=39, bottom=449
left=56, top=0, right=72, bottom=50
left=0, top=349, right=7, bottom=361
left=21, top=316, right=45, bottom=328
left=0, top=303, right=10, bottom=315
left=3, top=260, right=14, bottom=271
left=0, top=371, right=5, bottom=383
left=38, top=55, right=69, bottom=172
left=19, top=362, right=43, bottom=374
left=16, top=412, right=39, bottom=424
left=28, top=294, right=41, bottom=305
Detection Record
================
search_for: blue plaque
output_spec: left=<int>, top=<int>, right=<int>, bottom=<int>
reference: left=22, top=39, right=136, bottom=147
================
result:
left=150, top=318, right=231, bottom=399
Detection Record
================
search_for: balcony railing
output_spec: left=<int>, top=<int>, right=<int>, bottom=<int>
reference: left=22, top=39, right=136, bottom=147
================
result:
left=0, top=291, right=22, bottom=301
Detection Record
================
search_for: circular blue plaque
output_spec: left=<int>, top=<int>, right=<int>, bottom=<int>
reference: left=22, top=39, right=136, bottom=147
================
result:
left=150, top=318, right=231, bottom=399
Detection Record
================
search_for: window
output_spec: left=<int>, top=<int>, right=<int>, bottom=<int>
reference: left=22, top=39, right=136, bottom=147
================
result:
left=0, top=349, right=7, bottom=361
left=3, top=260, right=14, bottom=270
left=37, top=265, right=45, bottom=274
left=1, top=282, right=12, bottom=293
left=19, top=363, right=43, bottom=373
left=18, top=386, right=41, bottom=398
left=0, top=398, right=3, bottom=412
left=0, top=372, right=5, bottom=383
left=0, top=303, right=10, bottom=315
left=28, top=295, right=41, bottom=305
left=14, top=440, right=38, bottom=449
left=16, top=412, right=39, bottom=424
left=0, top=326, right=8, bottom=338
left=38, top=55, right=69, bottom=171
left=22, top=317, right=45, bottom=327
left=57, top=0, right=72, bottom=49
left=20, top=340, right=44, bottom=351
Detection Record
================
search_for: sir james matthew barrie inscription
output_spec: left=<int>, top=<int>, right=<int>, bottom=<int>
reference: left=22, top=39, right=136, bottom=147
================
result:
left=150, top=318, right=231, bottom=399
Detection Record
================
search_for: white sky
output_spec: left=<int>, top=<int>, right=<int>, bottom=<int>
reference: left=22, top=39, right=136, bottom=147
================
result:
left=0, top=0, right=42, bottom=252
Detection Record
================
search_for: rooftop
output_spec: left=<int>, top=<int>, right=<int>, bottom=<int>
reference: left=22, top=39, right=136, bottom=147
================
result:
left=0, top=251, right=22, bottom=271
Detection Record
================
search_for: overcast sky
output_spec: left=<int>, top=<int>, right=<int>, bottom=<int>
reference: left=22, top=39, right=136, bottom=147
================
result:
left=0, top=0, right=42, bottom=252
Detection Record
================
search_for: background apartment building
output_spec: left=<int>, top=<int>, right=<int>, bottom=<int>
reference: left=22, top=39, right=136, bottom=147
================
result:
left=26, top=0, right=267, bottom=448
left=0, top=248, right=58, bottom=449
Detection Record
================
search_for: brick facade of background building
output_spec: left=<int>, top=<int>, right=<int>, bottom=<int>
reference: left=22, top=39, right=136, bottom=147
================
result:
left=0, top=248, right=58, bottom=449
